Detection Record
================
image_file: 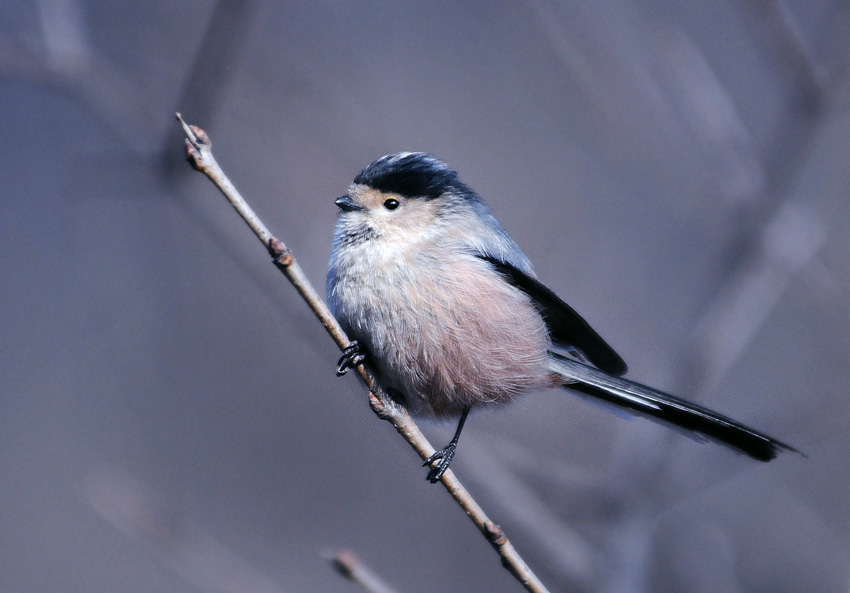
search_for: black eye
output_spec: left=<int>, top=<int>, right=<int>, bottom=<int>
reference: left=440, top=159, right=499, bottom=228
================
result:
left=383, top=198, right=400, bottom=210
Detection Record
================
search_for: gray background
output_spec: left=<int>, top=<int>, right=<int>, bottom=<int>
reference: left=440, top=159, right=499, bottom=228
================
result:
left=2, top=1, right=849, bottom=592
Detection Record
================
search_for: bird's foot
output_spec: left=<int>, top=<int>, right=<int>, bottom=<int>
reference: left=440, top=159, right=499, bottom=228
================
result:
left=336, top=340, right=366, bottom=376
left=423, top=442, right=456, bottom=483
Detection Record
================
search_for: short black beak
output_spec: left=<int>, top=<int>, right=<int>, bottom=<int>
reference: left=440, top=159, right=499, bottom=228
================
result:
left=335, top=195, right=363, bottom=212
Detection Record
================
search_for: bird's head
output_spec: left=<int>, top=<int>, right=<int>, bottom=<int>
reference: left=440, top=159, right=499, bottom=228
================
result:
left=334, top=152, right=476, bottom=242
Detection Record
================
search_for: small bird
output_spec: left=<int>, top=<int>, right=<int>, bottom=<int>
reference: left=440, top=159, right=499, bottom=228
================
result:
left=327, top=152, right=796, bottom=482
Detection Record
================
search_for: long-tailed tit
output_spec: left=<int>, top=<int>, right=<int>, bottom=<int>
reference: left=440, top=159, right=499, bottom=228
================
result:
left=327, top=152, right=796, bottom=482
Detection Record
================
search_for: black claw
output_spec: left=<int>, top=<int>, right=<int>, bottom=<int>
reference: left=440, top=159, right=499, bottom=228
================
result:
left=422, top=406, right=470, bottom=483
left=423, top=443, right=456, bottom=483
left=336, top=340, right=366, bottom=376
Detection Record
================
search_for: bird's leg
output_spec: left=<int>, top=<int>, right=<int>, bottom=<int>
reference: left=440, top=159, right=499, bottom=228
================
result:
left=424, top=405, right=471, bottom=483
left=336, top=340, right=366, bottom=376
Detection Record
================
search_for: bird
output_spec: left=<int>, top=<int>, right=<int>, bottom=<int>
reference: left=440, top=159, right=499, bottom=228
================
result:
left=326, top=152, right=797, bottom=483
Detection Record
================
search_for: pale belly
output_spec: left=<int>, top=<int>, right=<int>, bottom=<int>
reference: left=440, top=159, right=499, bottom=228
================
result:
left=331, top=253, right=553, bottom=417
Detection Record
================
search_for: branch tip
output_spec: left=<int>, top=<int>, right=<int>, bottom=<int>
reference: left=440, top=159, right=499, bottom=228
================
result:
left=176, top=112, right=210, bottom=150
left=175, top=112, right=194, bottom=141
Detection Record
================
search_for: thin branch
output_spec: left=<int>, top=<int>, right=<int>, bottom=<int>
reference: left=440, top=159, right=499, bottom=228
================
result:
left=327, top=549, right=401, bottom=593
left=690, top=201, right=827, bottom=391
left=176, top=113, right=552, bottom=593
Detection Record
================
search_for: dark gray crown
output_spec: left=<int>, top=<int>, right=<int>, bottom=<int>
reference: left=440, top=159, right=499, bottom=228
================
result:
left=354, top=152, right=471, bottom=200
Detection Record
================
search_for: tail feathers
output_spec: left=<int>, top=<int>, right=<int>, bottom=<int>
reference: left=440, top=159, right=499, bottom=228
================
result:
left=548, top=353, right=798, bottom=462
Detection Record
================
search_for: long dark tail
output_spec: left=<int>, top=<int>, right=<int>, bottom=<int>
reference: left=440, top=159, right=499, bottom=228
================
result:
left=548, top=352, right=798, bottom=461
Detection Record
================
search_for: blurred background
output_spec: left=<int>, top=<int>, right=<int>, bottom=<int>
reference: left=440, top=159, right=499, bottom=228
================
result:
left=2, top=1, right=849, bottom=592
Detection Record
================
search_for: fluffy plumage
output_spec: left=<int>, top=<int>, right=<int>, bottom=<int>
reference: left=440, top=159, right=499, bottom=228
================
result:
left=328, top=152, right=796, bottom=480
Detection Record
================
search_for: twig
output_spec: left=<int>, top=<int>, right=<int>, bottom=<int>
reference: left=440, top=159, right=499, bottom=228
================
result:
left=175, top=113, right=552, bottom=593
left=327, top=549, right=400, bottom=593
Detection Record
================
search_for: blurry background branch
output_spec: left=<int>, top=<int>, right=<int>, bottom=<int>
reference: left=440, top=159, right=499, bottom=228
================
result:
left=162, top=0, right=256, bottom=172
left=327, top=549, right=401, bottom=593
left=87, top=470, right=289, bottom=593
left=0, top=0, right=159, bottom=148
